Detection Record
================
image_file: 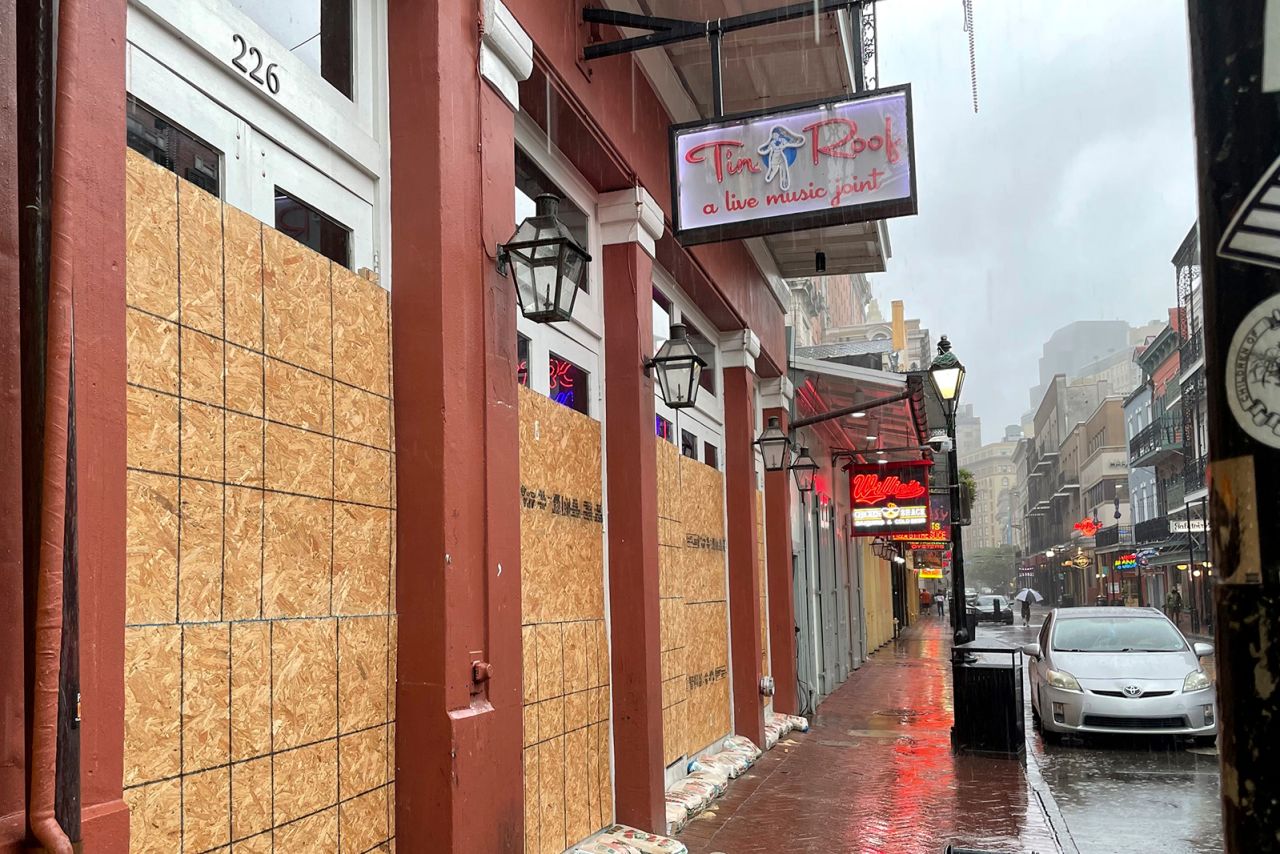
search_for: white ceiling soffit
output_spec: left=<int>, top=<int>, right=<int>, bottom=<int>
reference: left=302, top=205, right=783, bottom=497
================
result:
left=601, top=0, right=889, bottom=282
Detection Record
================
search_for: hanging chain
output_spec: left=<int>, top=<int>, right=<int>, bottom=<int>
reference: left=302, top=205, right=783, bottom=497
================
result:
left=962, top=0, right=978, bottom=113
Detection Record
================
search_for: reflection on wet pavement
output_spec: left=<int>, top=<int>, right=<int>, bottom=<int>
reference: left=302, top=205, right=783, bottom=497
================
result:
left=678, top=618, right=1063, bottom=853
left=998, top=620, right=1225, bottom=854
left=677, top=617, right=1224, bottom=854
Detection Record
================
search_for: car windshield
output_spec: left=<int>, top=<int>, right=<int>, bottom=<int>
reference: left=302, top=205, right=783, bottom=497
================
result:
left=1052, top=617, right=1187, bottom=652
left=978, top=596, right=1007, bottom=608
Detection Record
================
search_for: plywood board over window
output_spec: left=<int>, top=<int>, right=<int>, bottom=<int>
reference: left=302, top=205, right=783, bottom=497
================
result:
left=518, top=386, right=611, bottom=854
left=656, top=438, right=732, bottom=764
left=122, top=151, right=396, bottom=854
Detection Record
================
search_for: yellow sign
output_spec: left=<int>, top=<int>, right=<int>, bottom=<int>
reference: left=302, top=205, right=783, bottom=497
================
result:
left=918, top=568, right=943, bottom=579
left=891, top=300, right=907, bottom=350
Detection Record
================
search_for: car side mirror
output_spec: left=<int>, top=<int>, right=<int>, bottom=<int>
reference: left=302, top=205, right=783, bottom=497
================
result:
left=1021, top=643, right=1041, bottom=659
left=1193, top=642, right=1214, bottom=658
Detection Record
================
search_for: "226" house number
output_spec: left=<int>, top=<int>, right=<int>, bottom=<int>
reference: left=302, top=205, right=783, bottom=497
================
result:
left=231, top=34, right=281, bottom=95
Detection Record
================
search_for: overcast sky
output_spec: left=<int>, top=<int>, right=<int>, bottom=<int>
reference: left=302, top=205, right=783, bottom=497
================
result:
left=870, top=1, right=1198, bottom=444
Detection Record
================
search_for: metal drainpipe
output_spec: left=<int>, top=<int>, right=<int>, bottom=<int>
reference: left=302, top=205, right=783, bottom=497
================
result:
left=27, top=0, right=79, bottom=849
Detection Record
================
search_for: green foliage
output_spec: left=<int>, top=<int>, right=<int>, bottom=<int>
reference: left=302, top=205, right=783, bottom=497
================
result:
left=963, top=545, right=1019, bottom=591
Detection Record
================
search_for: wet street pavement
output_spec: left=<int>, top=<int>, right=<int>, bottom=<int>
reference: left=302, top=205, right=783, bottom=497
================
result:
left=677, top=615, right=1224, bottom=853
left=677, top=618, right=1064, bottom=853
left=990, top=618, right=1224, bottom=854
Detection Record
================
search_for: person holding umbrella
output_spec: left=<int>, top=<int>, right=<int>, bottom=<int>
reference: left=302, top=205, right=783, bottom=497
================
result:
left=1014, top=587, right=1044, bottom=627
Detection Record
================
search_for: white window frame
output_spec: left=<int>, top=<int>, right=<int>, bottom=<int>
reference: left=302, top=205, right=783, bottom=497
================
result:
left=125, top=0, right=390, bottom=279
left=651, top=265, right=725, bottom=463
left=513, top=114, right=604, bottom=421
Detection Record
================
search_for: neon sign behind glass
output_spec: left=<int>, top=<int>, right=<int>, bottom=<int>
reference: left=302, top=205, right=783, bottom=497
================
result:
left=549, top=352, right=590, bottom=415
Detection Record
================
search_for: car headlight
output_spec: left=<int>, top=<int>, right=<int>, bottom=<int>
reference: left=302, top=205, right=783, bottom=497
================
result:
left=1184, top=670, right=1212, bottom=693
left=1047, top=669, right=1082, bottom=692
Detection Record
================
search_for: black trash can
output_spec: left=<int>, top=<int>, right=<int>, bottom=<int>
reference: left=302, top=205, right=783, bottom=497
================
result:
left=950, top=641, right=1025, bottom=758
left=963, top=607, right=978, bottom=643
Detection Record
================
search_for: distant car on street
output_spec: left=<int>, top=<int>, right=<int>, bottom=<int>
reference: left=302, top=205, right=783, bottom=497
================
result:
left=975, top=594, right=1015, bottom=624
left=964, top=587, right=979, bottom=608
left=1023, top=607, right=1216, bottom=740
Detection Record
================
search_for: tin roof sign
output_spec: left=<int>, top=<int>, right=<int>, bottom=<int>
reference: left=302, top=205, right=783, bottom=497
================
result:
left=669, top=85, right=917, bottom=245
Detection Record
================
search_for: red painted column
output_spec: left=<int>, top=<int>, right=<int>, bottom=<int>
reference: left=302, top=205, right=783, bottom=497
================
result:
left=389, top=0, right=524, bottom=849
left=600, top=187, right=667, bottom=832
left=722, top=341, right=766, bottom=748
left=0, top=0, right=24, bottom=844
left=61, top=0, right=132, bottom=848
left=761, top=391, right=798, bottom=716
left=601, top=223, right=667, bottom=833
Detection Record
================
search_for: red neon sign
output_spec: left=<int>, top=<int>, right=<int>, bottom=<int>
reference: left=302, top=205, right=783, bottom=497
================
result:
left=851, top=474, right=927, bottom=505
left=1074, top=517, right=1103, bottom=537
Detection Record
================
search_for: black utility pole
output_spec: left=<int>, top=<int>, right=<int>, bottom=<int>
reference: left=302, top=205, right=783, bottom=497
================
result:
left=946, top=416, right=969, bottom=640
left=1186, top=4, right=1280, bottom=848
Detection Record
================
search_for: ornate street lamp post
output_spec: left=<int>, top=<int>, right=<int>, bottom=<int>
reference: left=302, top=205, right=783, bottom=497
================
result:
left=930, top=336, right=969, bottom=643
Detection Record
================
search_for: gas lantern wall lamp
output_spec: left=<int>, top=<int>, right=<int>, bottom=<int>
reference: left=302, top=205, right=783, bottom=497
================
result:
left=646, top=324, right=707, bottom=409
left=497, top=194, right=591, bottom=324
left=755, top=416, right=791, bottom=472
left=790, top=446, right=819, bottom=493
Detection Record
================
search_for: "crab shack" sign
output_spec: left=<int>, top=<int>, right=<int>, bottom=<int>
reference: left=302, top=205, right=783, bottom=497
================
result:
left=849, top=460, right=931, bottom=537
left=669, top=85, right=916, bottom=244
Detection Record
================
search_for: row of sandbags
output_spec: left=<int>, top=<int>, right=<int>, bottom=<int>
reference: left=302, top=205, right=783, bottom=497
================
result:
left=765, top=712, right=810, bottom=749
left=664, top=714, right=810, bottom=835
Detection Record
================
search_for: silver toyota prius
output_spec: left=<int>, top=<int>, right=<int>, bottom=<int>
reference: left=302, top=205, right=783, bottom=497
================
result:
left=1023, top=607, right=1216, bottom=739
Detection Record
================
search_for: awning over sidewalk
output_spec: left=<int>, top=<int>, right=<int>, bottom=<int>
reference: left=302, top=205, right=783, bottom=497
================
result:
left=790, top=356, right=929, bottom=461
left=1142, top=535, right=1194, bottom=568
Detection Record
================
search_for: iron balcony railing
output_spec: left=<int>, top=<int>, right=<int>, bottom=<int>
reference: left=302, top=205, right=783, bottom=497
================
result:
left=1181, top=327, right=1203, bottom=368
left=1134, top=516, right=1170, bottom=545
left=1129, top=415, right=1183, bottom=466
left=1184, top=454, right=1207, bottom=493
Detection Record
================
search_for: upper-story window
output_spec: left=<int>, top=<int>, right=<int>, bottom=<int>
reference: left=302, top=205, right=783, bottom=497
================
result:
left=275, top=186, right=352, bottom=267
left=127, top=97, right=221, bottom=195
left=229, top=0, right=354, bottom=98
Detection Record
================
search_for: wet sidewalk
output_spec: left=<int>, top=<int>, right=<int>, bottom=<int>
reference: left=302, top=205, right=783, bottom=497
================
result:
left=677, top=618, right=1067, bottom=854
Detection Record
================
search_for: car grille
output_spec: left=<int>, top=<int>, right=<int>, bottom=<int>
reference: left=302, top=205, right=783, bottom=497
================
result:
left=1091, top=690, right=1175, bottom=698
left=1083, top=714, right=1188, bottom=729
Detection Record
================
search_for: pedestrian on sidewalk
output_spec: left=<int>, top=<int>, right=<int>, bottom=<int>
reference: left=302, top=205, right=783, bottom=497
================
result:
left=920, top=588, right=931, bottom=615
left=1021, top=596, right=1032, bottom=627
left=1166, top=586, right=1183, bottom=625
left=936, top=592, right=945, bottom=617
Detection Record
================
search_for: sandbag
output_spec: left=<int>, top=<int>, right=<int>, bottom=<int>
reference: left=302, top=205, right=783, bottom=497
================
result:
left=722, top=735, right=762, bottom=759
left=694, top=750, right=750, bottom=779
left=784, top=714, right=810, bottom=732
left=685, top=766, right=729, bottom=795
left=664, top=801, right=688, bottom=836
left=665, top=783, right=710, bottom=815
left=599, top=825, right=691, bottom=854
left=569, top=840, right=644, bottom=854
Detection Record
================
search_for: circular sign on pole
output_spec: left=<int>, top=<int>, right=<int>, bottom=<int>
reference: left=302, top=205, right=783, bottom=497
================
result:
left=1227, top=293, right=1280, bottom=447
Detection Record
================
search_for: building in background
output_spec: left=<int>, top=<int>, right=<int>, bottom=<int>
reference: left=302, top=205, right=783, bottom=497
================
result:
left=960, top=438, right=1018, bottom=550
left=1026, top=320, right=1160, bottom=411
left=954, top=403, right=983, bottom=459
left=822, top=295, right=933, bottom=372
left=787, top=274, right=873, bottom=348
